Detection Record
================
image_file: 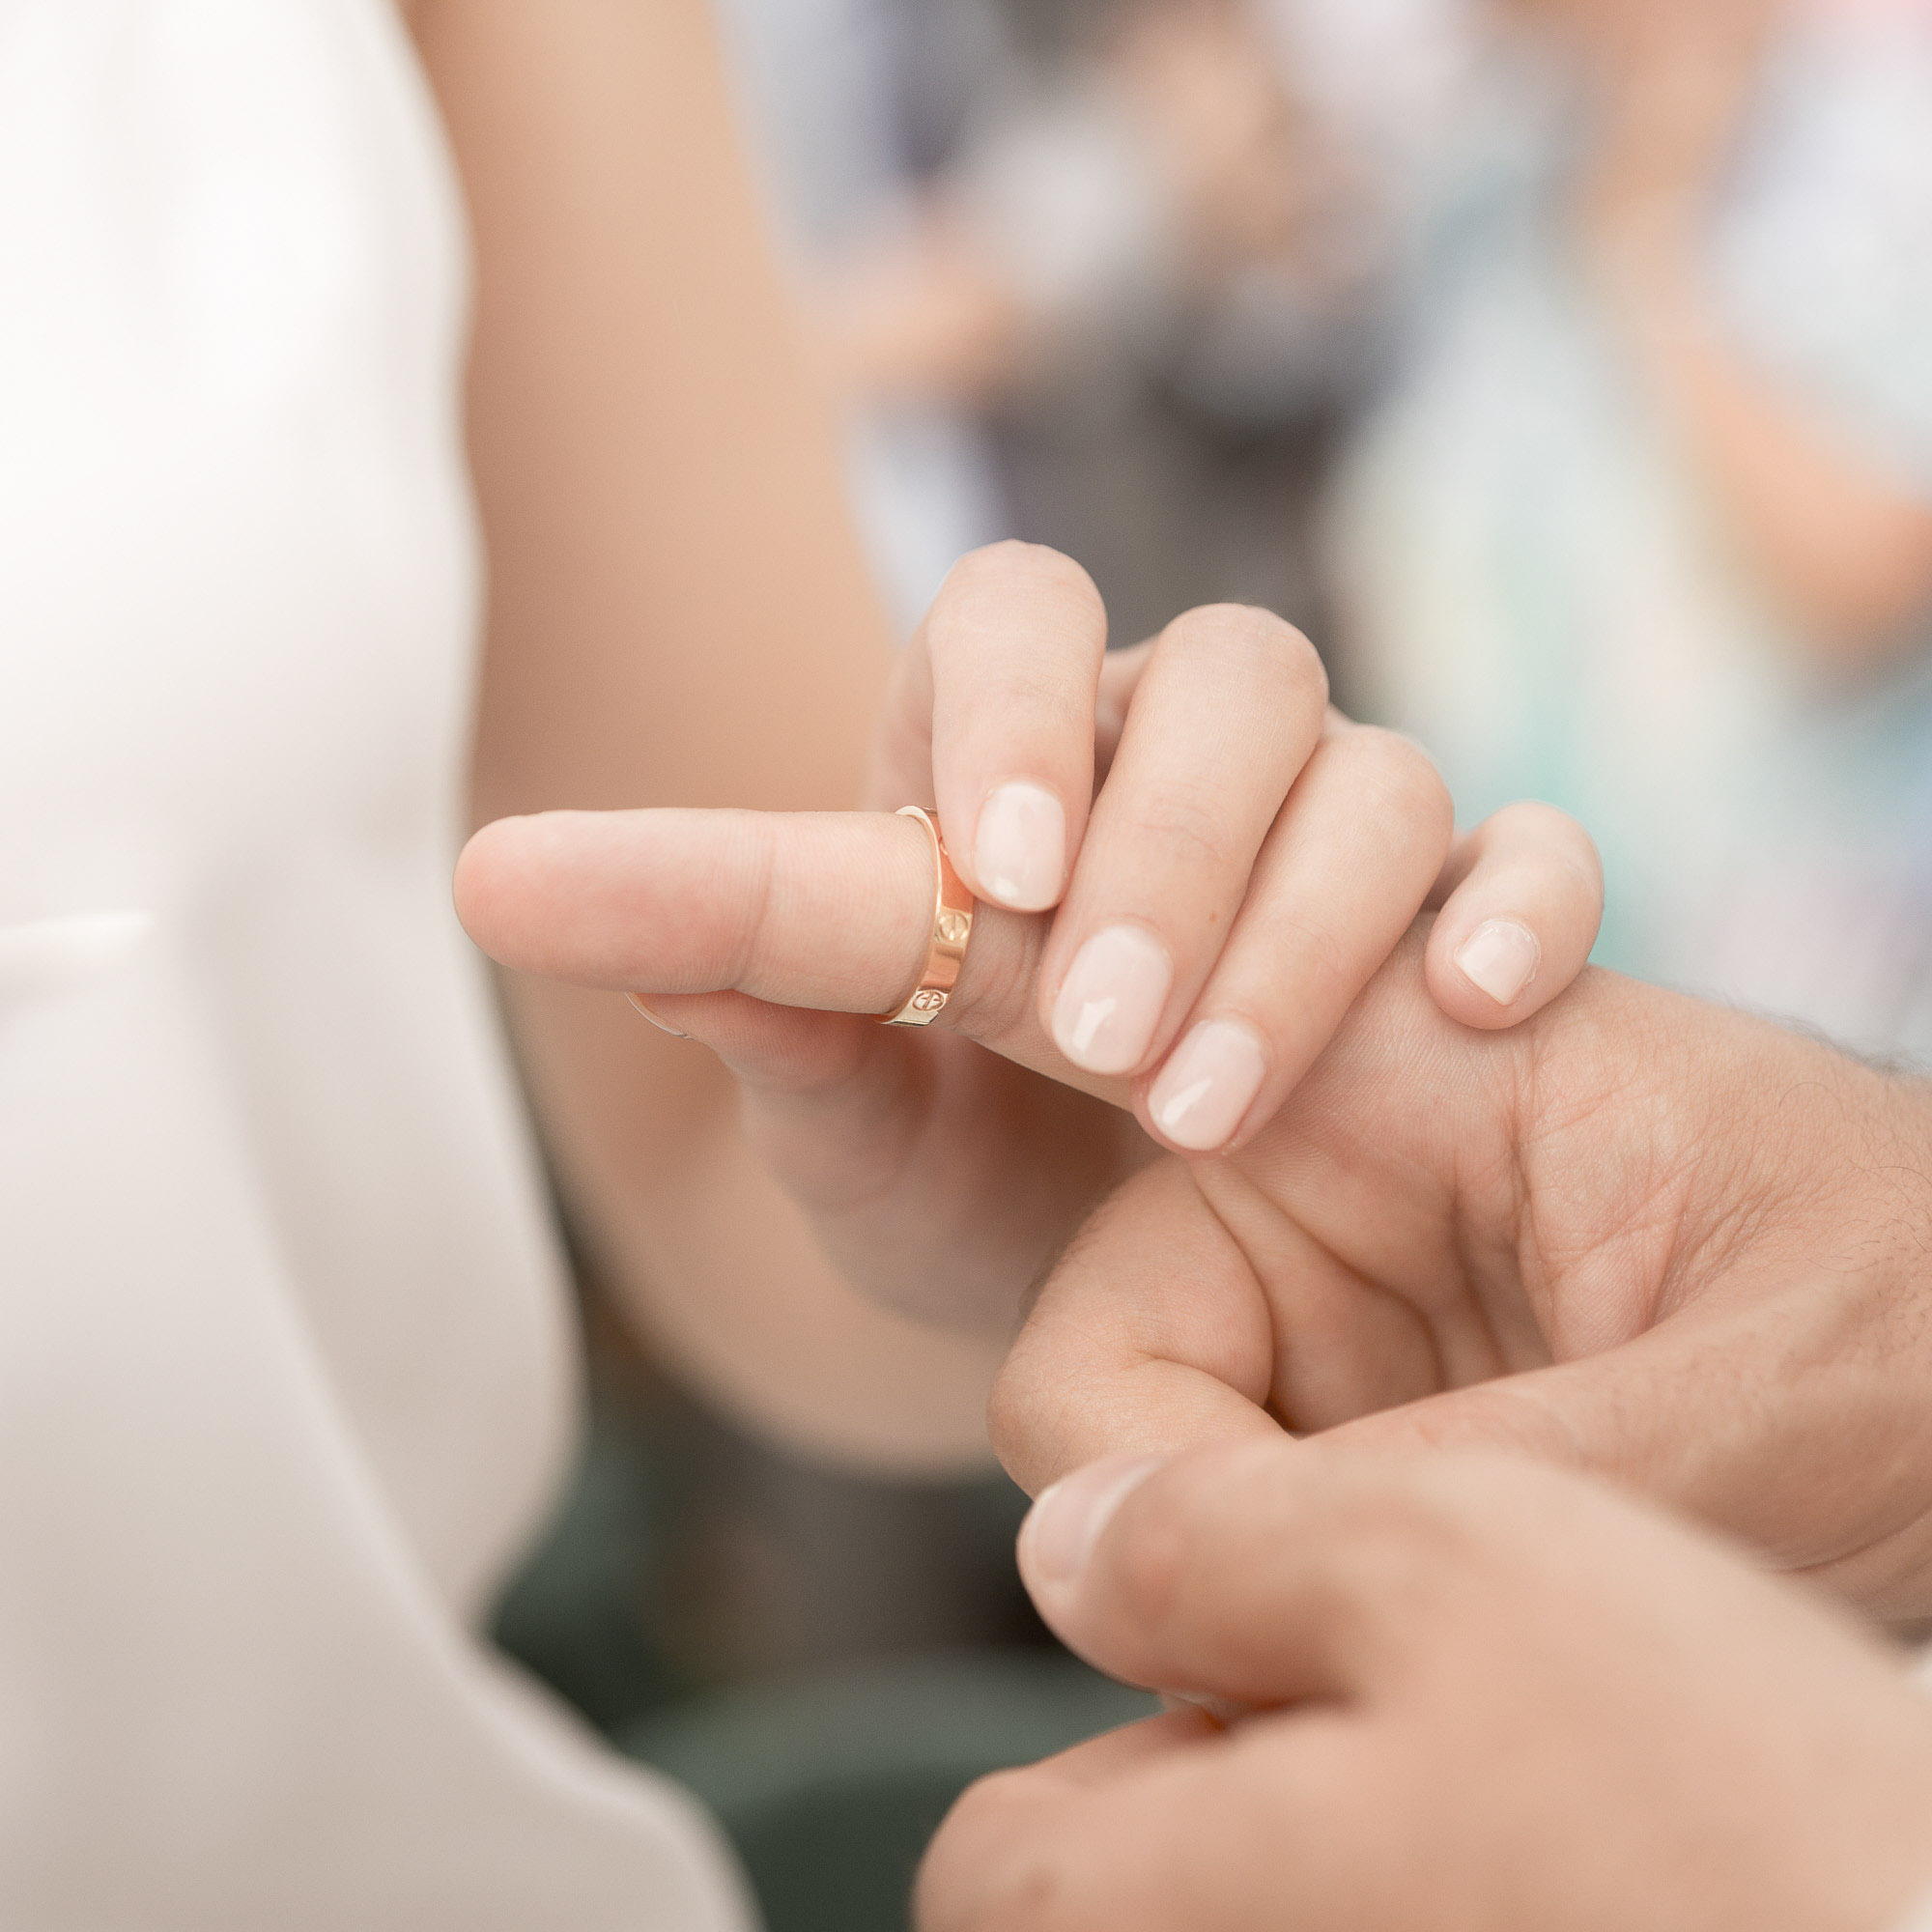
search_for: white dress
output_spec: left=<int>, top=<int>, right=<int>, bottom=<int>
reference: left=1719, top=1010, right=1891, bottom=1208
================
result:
left=0, top=3, right=753, bottom=1924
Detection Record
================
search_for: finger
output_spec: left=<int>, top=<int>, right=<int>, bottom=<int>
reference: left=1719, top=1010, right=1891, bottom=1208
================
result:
left=924, top=542, right=1110, bottom=914
left=1423, top=803, right=1604, bottom=1030
left=1139, top=721, right=1451, bottom=1153
left=918, top=1713, right=1350, bottom=1932
left=1015, top=1436, right=1472, bottom=1708
left=987, top=1157, right=1286, bottom=1497
left=456, top=805, right=1102, bottom=1096
left=1039, top=606, right=1329, bottom=1080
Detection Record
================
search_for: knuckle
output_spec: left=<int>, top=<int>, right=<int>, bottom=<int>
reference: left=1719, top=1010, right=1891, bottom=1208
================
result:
left=948, top=541, right=1104, bottom=623
left=917, top=1774, right=1083, bottom=1932
left=985, top=1350, right=1040, bottom=1474
left=1161, top=604, right=1328, bottom=707
left=1339, top=729, right=1452, bottom=841
left=1134, top=785, right=1242, bottom=874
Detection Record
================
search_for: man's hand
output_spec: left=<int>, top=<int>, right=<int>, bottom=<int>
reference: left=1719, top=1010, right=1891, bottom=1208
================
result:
left=993, top=938, right=1932, bottom=1622
left=920, top=1443, right=1932, bottom=1932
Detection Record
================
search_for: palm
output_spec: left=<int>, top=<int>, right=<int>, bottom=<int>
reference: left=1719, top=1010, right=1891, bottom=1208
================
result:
left=1000, top=940, right=1932, bottom=1621
left=744, top=1015, right=1149, bottom=1332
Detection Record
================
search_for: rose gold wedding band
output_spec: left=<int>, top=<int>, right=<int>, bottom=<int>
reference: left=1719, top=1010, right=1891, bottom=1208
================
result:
left=877, top=806, right=976, bottom=1028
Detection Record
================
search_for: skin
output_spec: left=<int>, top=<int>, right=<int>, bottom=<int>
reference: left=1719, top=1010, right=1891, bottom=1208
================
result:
left=459, top=554, right=1605, bottom=1344
left=1518, top=0, right=1932, bottom=661
left=918, top=1444, right=1932, bottom=1932
left=387, top=0, right=1625, bottom=1484
left=409, top=0, right=1606, bottom=1470
left=990, top=936, right=1932, bottom=1627
left=406, top=0, right=1009, bottom=1470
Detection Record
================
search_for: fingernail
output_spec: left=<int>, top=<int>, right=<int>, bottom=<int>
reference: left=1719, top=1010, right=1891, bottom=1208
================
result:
left=1454, top=920, right=1541, bottom=1008
left=1149, top=1020, right=1267, bottom=1151
left=1159, top=1690, right=1244, bottom=1729
left=974, top=781, right=1066, bottom=912
left=626, top=993, right=690, bottom=1037
left=1020, top=1457, right=1168, bottom=1598
left=1051, top=924, right=1173, bottom=1074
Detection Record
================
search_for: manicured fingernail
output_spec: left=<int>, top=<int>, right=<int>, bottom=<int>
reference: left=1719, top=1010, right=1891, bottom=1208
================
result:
left=626, top=993, right=690, bottom=1037
left=1454, top=920, right=1541, bottom=1008
left=1021, top=1457, right=1168, bottom=1598
left=975, top=781, right=1066, bottom=912
left=1150, top=1020, right=1267, bottom=1151
left=1051, top=924, right=1173, bottom=1074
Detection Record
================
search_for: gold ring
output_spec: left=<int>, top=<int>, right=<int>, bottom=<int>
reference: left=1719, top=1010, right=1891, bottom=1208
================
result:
left=878, top=806, right=976, bottom=1027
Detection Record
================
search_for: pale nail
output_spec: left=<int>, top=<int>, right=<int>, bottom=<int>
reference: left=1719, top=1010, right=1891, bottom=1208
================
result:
left=1454, top=920, right=1541, bottom=1008
left=1051, top=925, right=1173, bottom=1074
left=974, top=781, right=1066, bottom=912
left=626, top=993, right=690, bottom=1038
left=1150, top=1020, right=1268, bottom=1151
left=1020, top=1457, right=1168, bottom=1599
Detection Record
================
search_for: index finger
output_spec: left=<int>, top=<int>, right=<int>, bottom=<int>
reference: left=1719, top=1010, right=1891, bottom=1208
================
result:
left=454, top=804, right=1094, bottom=1094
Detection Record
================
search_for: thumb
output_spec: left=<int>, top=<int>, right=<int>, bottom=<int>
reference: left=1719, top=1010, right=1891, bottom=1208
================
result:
left=1015, top=1438, right=1450, bottom=1708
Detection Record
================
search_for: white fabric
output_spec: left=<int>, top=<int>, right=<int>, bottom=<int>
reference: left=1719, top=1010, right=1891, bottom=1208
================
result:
left=0, top=3, right=753, bottom=1925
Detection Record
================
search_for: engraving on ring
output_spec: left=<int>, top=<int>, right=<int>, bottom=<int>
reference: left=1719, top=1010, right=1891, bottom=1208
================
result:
left=911, top=989, right=948, bottom=1012
left=936, top=911, right=970, bottom=947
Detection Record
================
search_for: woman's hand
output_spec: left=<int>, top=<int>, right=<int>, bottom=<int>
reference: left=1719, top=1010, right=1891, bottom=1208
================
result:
left=457, top=542, right=1601, bottom=1333
left=992, top=935, right=1932, bottom=1624
left=920, top=1442, right=1932, bottom=1932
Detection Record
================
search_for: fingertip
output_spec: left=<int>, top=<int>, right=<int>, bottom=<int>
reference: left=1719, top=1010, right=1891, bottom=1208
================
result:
left=1427, top=805, right=1603, bottom=1029
left=452, top=813, right=537, bottom=956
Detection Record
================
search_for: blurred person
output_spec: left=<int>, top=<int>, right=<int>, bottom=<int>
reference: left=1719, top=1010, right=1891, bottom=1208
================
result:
left=0, top=3, right=1595, bottom=1926
left=813, top=0, right=1382, bottom=647
left=1329, top=0, right=1932, bottom=1058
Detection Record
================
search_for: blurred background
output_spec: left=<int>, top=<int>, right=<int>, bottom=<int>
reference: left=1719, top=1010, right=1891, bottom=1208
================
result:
left=493, top=1, right=1932, bottom=1926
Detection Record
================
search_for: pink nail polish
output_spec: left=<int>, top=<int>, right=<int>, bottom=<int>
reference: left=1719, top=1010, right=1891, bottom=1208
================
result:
left=1150, top=1021, right=1268, bottom=1151
left=1454, top=921, right=1541, bottom=1008
left=1050, top=925, right=1173, bottom=1075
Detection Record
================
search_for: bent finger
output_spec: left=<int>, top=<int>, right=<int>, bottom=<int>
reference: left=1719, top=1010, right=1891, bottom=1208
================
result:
left=1424, top=802, right=1604, bottom=1030
left=987, top=1157, right=1284, bottom=1497
left=1140, top=723, right=1451, bottom=1153
left=925, top=542, right=1110, bottom=914
left=1040, top=606, right=1329, bottom=1081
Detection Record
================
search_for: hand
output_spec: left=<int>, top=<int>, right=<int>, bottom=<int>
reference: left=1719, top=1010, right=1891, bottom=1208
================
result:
left=993, top=938, right=1932, bottom=1621
left=456, top=542, right=1601, bottom=1331
left=919, top=1443, right=1932, bottom=1932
